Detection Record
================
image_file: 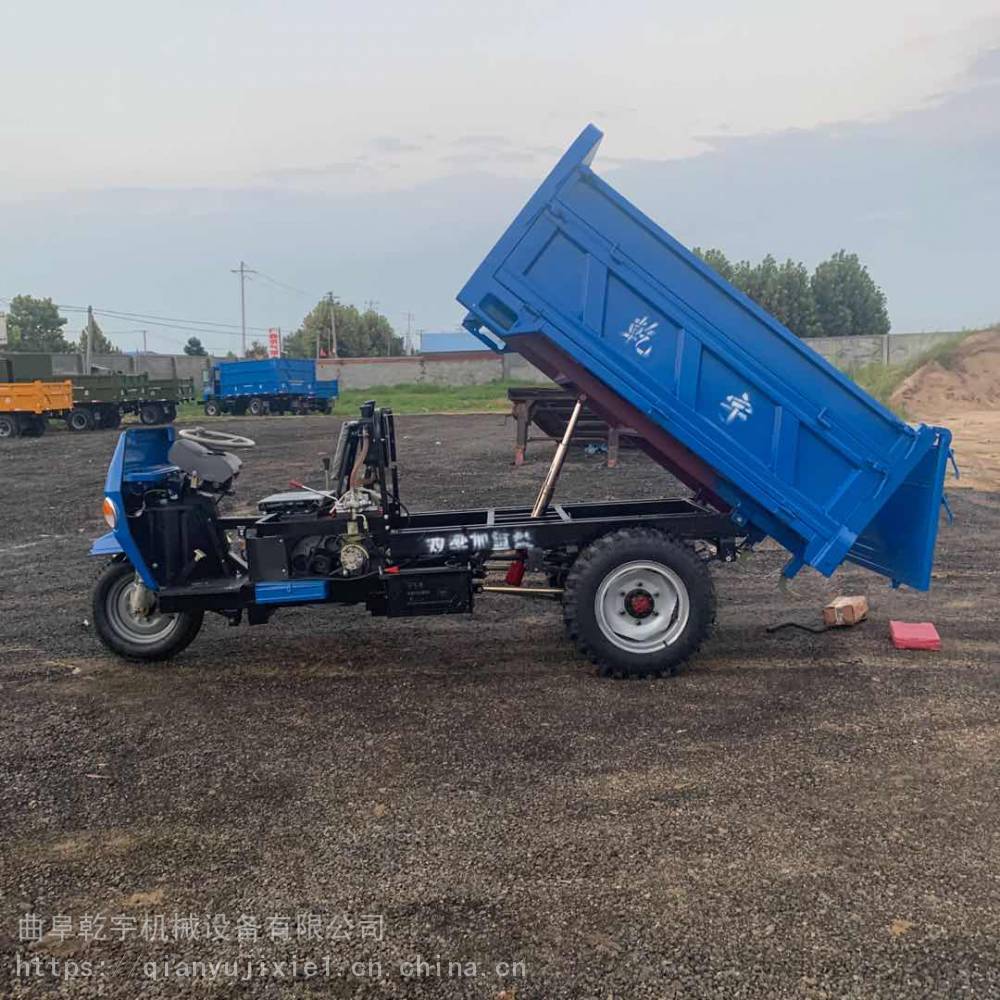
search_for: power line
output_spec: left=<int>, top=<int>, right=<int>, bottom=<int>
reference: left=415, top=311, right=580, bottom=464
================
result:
left=254, top=269, right=311, bottom=297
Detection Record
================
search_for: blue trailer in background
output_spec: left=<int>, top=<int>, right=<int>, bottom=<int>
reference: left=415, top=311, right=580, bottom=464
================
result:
left=202, top=358, right=338, bottom=416
left=88, top=125, right=953, bottom=679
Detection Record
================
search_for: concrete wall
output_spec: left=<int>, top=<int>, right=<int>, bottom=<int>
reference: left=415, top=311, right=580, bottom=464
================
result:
left=318, top=331, right=968, bottom=390
left=316, top=351, right=551, bottom=389
left=34, top=329, right=967, bottom=393
left=807, top=330, right=966, bottom=370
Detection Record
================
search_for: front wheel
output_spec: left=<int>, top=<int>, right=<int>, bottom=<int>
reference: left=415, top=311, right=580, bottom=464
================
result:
left=204, top=399, right=221, bottom=417
left=92, top=561, right=203, bottom=661
left=563, top=528, right=715, bottom=678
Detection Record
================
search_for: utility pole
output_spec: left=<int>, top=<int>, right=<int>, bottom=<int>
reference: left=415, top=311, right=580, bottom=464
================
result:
left=85, top=305, right=95, bottom=371
left=402, top=311, right=415, bottom=354
left=326, top=292, right=339, bottom=358
left=230, top=261, right=256, bottom=356
left=140, top=330, right=148, bottom=354
left=363, top=299, right=388, bottom=357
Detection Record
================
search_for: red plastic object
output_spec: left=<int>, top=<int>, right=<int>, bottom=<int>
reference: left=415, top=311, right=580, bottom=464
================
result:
left=505, top=558, right=526, bottom=586
left=889, top=621, right=941, bottom=650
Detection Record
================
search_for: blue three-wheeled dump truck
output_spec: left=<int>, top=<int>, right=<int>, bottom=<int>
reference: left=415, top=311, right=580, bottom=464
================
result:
left=89, top=126, right=953, bottom=677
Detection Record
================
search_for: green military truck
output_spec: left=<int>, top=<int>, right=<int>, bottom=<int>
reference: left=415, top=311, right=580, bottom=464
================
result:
left=0, top=354, right=196, bottom=431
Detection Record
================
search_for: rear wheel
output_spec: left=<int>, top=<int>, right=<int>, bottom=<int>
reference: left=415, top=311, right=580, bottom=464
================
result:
left=68, top=407, right=95, bottom=432
left=139, top=402, right=165, bottom=425
left=92, top=561, right=204, bottom=661
left=204, top=399, right=221, bottom=417
left=0, top=414, right=19, bottom=438
left=563, top=528, right=715, bottom=678
left=247, top=397, right=265, bottom=416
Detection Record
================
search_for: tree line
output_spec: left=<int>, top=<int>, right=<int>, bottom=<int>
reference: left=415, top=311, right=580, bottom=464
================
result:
left=2, top=294, right=404, bottom=359
left=3, top=250, right=890, bottom=358
left=693, top=248, right=890, bottom=339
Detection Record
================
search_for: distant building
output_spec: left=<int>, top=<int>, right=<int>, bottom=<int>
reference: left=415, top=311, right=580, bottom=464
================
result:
left=419, top=330, right=489, bottom=354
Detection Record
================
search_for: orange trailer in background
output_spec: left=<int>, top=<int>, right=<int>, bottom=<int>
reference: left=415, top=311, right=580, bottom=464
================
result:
left=0, top=380, right=73, bottom=438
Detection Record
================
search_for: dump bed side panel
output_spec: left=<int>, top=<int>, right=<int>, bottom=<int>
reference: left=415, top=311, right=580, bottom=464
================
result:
left=215, top=359, right=323, bottom=398
left=0, top=380, right=73, bottom=413
left=458, top=125, right=949, bottom=588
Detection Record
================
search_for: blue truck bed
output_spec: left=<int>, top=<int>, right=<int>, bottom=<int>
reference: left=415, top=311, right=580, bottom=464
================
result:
left=206, top=359, right=338, bottom=402
left=459, top=125, right=952, bottom=589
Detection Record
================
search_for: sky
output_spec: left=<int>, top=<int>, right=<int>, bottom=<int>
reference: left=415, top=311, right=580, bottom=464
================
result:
left=0, top=0, right=997, bottom=354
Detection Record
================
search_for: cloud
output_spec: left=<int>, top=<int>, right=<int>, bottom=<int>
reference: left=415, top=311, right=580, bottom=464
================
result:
left=601, top=44, right=1000, bottom=331
left=967, top=46, right=1000, bottom=80
left=259, top=159, right=373, bottom=181
left=369, top=135, right=423, bottom=154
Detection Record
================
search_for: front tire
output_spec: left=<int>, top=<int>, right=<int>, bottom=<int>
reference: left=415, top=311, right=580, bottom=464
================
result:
left=204, top=399, right=221, bottom=417
left=563, top=528, right=715, bottom=678
left=92, top=561, right=203, bottom=661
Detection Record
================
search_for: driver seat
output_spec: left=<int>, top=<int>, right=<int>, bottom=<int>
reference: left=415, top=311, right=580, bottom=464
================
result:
left=168, top=438, right=242, bottom=487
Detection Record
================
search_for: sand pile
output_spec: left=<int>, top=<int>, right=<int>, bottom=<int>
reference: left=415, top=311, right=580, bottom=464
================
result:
left=890, top=328, right=1000, bottom=419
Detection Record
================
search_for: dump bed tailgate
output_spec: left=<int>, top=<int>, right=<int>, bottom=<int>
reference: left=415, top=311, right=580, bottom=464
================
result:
left=458, top=125, right=951, bottom=589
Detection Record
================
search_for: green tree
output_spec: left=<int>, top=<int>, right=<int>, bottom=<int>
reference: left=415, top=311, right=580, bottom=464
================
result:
left=811, top=250, right=890, bottom=337
left=5, top=295, right=71, bottom=352
left=184, top=336, right=208, bottom=356
left=692, top=247, right=735, bottom=283
left=77, top=318, right=121, bottom=354
left=284, top=299, right=403, bottom=358
left=245, top=341, right=268, bottom=359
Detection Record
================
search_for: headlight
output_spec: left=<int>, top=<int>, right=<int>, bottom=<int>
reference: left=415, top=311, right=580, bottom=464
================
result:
left=102, top=497, right=118, bottom=530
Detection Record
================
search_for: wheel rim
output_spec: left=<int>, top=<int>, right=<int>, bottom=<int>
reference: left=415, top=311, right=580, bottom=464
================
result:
left=594, top=560, right=690, bottom=653
left=106, top=574, right=181, bottom=645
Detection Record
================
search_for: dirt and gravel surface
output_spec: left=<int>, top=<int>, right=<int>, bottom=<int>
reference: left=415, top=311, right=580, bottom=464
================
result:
left=1, top=412, right=998, bottom=999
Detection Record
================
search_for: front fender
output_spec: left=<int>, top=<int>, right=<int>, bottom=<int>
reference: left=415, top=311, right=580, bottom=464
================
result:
left=90, top=531, right=123, bottom=557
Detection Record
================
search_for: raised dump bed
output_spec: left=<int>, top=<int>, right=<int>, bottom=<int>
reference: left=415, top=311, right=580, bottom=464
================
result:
left=459, top=125, right=952, bottom=589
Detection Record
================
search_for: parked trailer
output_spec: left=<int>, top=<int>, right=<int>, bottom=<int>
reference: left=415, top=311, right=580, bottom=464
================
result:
left=66, top=372, right=196, bottom=430
left=0, top=380, right=72, bottom=438
left=87, top=126, right=953, bottom=679
left=202, top=359, right=339, bottom=416
left=0, top=354, right=196, bottom=430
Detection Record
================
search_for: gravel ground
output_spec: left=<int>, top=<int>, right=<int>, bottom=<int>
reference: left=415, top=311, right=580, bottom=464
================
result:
left=1, top=412, right=998, bottom=999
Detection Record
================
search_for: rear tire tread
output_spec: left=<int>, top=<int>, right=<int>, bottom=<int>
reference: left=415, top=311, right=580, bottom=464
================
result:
left=563, top=527, right=716, bottom=679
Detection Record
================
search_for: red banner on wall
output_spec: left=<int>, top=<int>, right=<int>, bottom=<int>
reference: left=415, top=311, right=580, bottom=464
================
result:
left=267, top=329, right=281, bottom=358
